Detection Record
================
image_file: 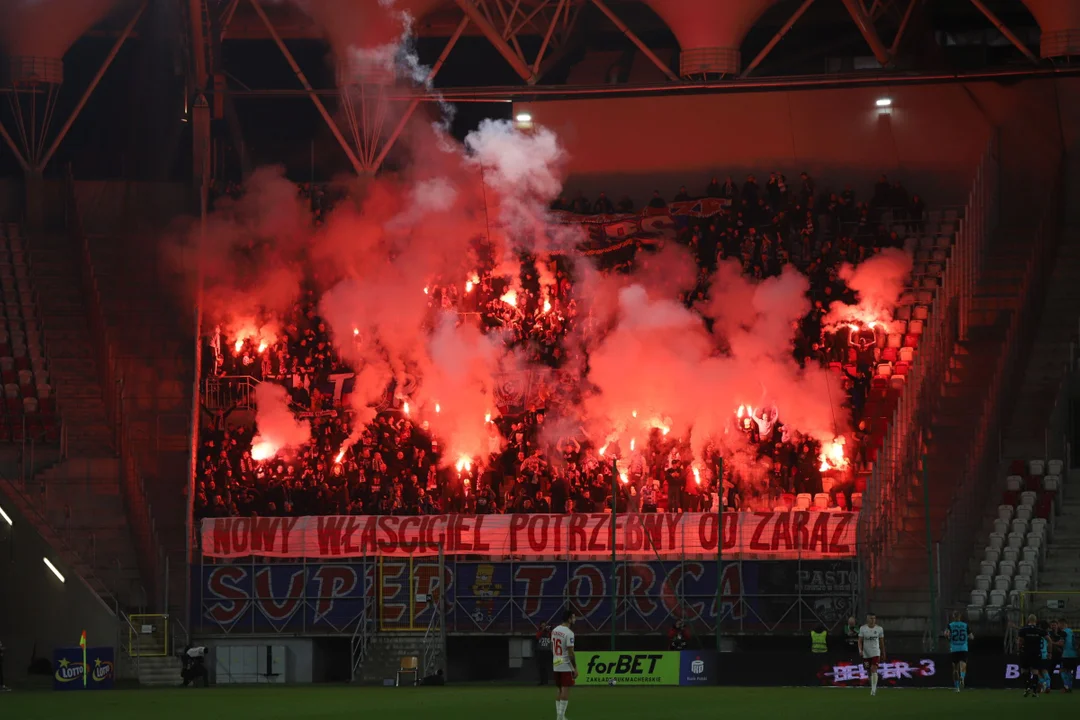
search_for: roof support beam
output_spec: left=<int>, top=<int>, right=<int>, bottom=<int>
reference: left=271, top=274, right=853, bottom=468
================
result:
left=454, top=0, right=536, bottom=83
left=890, top=0, right=919, bottom=56
left=0, top=122, right=30, bottom=175
left=967, top=0, right=1039, bottom=64
left=532, top=0, right=569, bottom=75
left=741, top=0, right=817, bottom=78
left=249, top=0, right=365, bottom=174
left=590, top=0, right=679, bottom=82
left=190, top=0, right=209, bottom=89
left=534, top=1, right=584, bottom=83
left=219, top=0, right=241, bottom=41
left=36, top=0, right=147, bottom=173
left=372, top=15, right=470, bottom=173
left=841, top=0, right=892, bottom=67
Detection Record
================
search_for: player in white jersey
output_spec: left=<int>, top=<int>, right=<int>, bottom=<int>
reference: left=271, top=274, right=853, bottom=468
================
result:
left=550, top=609, right=578, bottom=720
left=858, top=613, right=886, bottom=696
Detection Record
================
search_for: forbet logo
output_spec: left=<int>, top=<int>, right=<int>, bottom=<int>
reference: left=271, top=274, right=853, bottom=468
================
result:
left=587, top=654, right=664, bottom=675
left=690, top=658, right=704, bottom=675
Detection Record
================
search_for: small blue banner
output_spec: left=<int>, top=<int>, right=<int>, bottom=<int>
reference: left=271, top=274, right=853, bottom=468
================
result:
left=679, top=650, right=716, bottom=685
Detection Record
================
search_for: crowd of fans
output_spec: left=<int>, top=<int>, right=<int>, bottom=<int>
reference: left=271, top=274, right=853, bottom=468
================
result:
left=196, top=172, right=925, bottom=520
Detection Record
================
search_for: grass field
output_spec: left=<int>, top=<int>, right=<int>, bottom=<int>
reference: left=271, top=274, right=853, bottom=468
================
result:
left=0, top=685, right=1074, bottom=720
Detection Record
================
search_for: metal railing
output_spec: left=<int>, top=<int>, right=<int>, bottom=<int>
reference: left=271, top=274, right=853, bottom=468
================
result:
left=935, top=159, right=1065, bottom=614
left=202, top=374, right=259, bottom=411
left=859, top=136, right=1000, bottom=594
left=349, top=603, right=374, bottom=682
left=65, top=168, right=163, bottom=611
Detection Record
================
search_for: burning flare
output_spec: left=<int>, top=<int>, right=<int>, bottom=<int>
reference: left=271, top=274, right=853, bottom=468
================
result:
left=819, top=437, right=849, bottom=472
left=455, top=455, right=472, bottom=473
left=500, top=289, right=517, bottom=307
left=335, top=448, right=346, bottom=464
left=251, top=441, right=277, bottom=462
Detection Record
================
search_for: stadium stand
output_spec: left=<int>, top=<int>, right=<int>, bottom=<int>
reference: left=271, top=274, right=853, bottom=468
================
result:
left=0, top=223, right=57, bottom=444
left=197, top=176, right=935, bottom=522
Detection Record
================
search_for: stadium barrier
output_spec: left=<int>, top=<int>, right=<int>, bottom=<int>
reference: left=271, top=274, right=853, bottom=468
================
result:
left=579, top=650, right=716, bottom=686
left=715, top=652, right=1066, bottom=689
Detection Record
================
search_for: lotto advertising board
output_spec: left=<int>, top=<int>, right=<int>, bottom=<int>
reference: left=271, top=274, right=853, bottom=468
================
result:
left=193, top=558, right=856, bottom=635
left=579, top=651, right=716, bottom=686
left=52, top=647, right=115, bottom=691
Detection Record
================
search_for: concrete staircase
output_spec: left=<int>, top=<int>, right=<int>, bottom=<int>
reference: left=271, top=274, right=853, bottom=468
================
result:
left=870, top=232, right=1031, bottom=628
left=36, top=458, right=145, bottom=608
left=84, top=232, right=193, bottom=613
left=26, top=234, right=114, bottom=456
left=137, top=655, right=185, bottom=686
left=1038, top=482, right=1080, bottom=592
left=358, top=633, right=441, bottom=685
left=1001, top=179, right=1080, bottom=460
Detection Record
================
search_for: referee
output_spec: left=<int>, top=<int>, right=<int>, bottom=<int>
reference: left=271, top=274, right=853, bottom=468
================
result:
left=1017, top=614, right=1048, bottom=697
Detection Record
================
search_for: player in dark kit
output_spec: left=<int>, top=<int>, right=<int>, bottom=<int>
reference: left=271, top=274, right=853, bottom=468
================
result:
left=945, top=611, right=973, bottom=691
left=1049, top=619, right=1066, bottom=692
left=1017, top=614, right=1049, bottom=697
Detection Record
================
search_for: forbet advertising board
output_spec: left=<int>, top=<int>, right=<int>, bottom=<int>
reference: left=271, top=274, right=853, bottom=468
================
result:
left=580, top=651, right=715, bottom=686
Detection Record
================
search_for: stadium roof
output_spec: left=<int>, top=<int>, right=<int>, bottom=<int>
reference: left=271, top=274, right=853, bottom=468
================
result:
left=0, top=0, right=1077, bottom=178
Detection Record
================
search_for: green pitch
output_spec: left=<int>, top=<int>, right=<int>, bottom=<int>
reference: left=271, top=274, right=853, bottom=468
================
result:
left=0, top=685, right=1070, bottom=719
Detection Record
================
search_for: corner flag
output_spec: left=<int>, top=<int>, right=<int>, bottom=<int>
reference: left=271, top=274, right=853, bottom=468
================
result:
left=79, top=631, right=87, bottom=687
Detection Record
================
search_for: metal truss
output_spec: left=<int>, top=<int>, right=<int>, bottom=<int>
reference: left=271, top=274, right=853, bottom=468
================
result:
left=0, top=0, right=146, bottom=175
left=455, top=0, right=584, bottom=84
left=211, top=0, right=1048, bottom=175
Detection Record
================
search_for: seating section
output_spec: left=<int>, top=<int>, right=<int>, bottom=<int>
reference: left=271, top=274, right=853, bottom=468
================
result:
left=844, top=208, right=959, bottom=475
left=0, top=223, right=58, bottom=443
left=967, top=458, right=1064, bottom=621
left=198, top=179, right=957, bottom=520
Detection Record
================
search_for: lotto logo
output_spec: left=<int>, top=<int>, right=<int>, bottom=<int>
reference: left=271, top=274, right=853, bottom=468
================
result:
left=690, top=659, right=704, bottom=674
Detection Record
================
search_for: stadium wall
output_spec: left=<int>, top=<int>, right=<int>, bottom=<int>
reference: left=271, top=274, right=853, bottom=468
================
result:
left=522, top=77, right=1074, bottom=208
left=0, top=493, right=117, bottom=683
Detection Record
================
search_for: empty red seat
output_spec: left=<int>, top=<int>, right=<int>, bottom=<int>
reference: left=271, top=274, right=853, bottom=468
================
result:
left=1009, top=460, right=1026, bottom=474
left=1024, top=476, right=1041, bottom=493
left=903, top=334, right=920, bottom=348
left=1002, top=490, right=1019, bottom=507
